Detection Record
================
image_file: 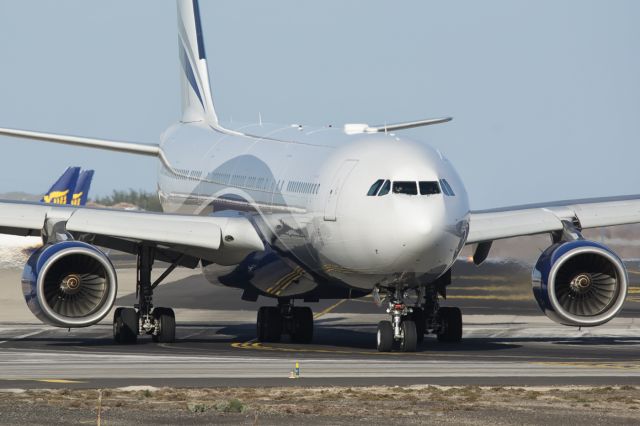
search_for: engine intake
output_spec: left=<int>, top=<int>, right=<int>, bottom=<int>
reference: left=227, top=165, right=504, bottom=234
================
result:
left=532, top=240, right=627, bottom=326
left=22, top=241, right=117, bottom=327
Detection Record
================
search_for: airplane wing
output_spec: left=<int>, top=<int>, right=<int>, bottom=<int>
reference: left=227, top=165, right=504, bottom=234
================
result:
left=0, top=200, right=264, bottom=267
left=467, top=195, right=640, bottom=244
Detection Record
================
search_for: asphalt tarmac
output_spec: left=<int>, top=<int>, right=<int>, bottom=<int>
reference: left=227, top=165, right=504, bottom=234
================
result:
left=0, top=258, right=639, bottom=389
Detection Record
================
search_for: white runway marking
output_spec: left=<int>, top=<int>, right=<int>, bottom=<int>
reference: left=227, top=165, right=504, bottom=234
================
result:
left=0, top=329, right=48, bottom=345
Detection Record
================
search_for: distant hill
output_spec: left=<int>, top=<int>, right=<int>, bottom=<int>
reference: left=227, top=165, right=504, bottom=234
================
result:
left=0, top=192, right=41, bottom=202
left=92, top=189, right=162, bottom=212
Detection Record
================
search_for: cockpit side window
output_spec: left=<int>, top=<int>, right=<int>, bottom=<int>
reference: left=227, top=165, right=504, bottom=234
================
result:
left=419, top=181, right=441, bottom=195
left=367, top=179, right=385, bottom=196
left=440, top=179, right=455, bottom=196
left=393, top=181, right=418, bottom=195
left=378, top=180, right=391, bottom=196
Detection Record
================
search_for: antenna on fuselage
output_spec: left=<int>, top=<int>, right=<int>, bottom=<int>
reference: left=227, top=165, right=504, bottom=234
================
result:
left=258, top=112, right=263, bottom=126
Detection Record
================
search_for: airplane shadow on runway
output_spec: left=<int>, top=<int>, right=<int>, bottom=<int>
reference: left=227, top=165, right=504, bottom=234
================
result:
left=7, top=321, right=639, bottom=354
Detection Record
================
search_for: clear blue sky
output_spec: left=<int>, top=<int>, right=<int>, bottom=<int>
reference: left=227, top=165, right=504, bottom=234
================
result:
left=0, top=1, right=638, bottom=209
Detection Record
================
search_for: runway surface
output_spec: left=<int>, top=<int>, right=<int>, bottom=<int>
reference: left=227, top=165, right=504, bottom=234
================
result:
left=0, top=258, right=639, bottom=389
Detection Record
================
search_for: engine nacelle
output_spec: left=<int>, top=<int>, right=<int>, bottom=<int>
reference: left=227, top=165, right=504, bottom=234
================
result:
left=21, top=241, right=117, bottom=328
left=532, top=240, right=627, bottom=327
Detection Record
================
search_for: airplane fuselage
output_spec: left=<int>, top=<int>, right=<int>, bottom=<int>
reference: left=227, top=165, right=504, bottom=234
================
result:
left=158, top=121, right=470, bottom=297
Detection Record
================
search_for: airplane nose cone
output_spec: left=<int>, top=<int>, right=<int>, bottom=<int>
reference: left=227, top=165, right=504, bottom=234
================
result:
left=389, top=199, right=447, bottom=271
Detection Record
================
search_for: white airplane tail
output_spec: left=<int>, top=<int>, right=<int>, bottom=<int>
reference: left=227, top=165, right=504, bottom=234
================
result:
left=177, top=0, right=219, bottom=127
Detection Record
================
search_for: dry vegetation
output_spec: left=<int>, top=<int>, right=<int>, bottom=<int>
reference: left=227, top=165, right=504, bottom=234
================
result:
left=0, top=385, right=639, bottom=425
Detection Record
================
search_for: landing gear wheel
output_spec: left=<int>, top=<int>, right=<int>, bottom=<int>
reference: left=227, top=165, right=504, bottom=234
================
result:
left=152, top=307, right=176, bottom=343
left=291, top=307, right=314, bottom=344
left=113, top=307, right=138, bottom=344
left=410, top=308, right=426, bottom=343
left=400, top=320, right=418, bottom=352
left=257, top=306, right=282, bottom=342
left=376, top=321, right=394, bottom=352
left=437, top=307, right=462, bottom=343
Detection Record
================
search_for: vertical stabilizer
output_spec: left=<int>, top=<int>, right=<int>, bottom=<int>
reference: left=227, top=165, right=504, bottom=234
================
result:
left=71, top=170, right=94, bottom=206
left=177, top=0, right=219, bottom=127
left=41, top=167, right=81, bottom=205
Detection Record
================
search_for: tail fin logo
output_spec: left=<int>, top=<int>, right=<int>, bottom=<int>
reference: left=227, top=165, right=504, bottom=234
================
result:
left=70, top=192, right=84, bottom=206
left=43, top=190, right=70, bottom=205
left=41, top=168, right=94, bottom=207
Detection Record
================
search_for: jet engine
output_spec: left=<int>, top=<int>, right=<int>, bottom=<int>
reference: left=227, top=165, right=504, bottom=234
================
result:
left=21, top=241, right=117, bottom=327
left=532, top=240, right=627, bottom=326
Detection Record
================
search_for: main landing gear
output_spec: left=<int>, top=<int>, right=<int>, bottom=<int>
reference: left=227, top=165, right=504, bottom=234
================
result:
left=256, top=300, right=314, bottom=344
left=375, top=285, right=463, bottom=352
left=113, top=246, right=177, bottom=344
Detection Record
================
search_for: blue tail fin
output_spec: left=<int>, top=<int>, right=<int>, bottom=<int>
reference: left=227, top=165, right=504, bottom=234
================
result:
left=70, top=170, right=94, bottom=206
left=41, top=167, right=81, bottom=205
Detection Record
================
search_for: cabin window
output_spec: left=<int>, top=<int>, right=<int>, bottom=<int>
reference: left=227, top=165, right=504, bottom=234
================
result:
left=367, top=179, right=385, bottom=196
left=378, top=180, right=391, bottom=196
left=393, top=181, right=418, bottom=195
left=419, top=181, right=441, bottom=195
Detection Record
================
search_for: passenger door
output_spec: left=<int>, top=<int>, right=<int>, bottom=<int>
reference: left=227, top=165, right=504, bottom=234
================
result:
left=323, top=159, right=358, bottom=221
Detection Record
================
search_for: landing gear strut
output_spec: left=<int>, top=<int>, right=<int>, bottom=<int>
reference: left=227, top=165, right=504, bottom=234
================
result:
left=256, top=300, right=314, bottom=344
left=376, top=287, right=418, bottom=352
left=423, top=286, right=463, bottom=343
left=113, top=245, right=177, bottom=344
left=375, top=283, right=463, bottom=352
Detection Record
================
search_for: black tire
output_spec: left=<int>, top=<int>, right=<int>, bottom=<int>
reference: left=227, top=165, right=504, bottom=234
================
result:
left=400, top=320, right=418, bottom=352
left=291, top=307, right=314, bottom=344
left=113, top=307, right=138, bottom=344
left=410, top=308, right=426, bottom=343
left=376, top=321, right=394, bottom=352
left=152, top=307, right=176, bottom=343
left=257, top=306, right=282, bottom=342
left=436, top=307, right=462, bottom=343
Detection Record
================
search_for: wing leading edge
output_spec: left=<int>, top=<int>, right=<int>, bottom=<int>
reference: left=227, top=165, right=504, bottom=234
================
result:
left=467, top=195, right=640, bottom=244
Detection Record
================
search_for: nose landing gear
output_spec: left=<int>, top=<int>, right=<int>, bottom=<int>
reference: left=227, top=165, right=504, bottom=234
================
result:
left=376, top=288, right=418, bottom=352
left=375, top=283, right=463, bottom=352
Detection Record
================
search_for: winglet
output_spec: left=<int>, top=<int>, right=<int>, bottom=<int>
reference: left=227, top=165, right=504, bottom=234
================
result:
left=344, top=117, right=452, bottom=135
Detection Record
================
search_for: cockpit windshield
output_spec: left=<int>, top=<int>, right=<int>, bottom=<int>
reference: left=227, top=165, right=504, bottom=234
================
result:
left=366, top=179, right=452, bottom=197
left=393, top=181, right=418, bottom=195
left=378, top=180, right=391, bottom=196
left=367, top=179, right=385, bottom=196
left=419, top=181, right=441, bottom=195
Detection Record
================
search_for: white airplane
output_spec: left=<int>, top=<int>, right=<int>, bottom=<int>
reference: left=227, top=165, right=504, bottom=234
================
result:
left=0, top=0, right=636, bottom=352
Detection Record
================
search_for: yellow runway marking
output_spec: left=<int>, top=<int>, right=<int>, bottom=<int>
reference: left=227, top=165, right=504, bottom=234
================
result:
left=230, top=342, right=640, bottom=366
left=230, top=341, right=416, bottom=356
left=532, top=361, right=640, bottom=370
left=455, top=275, right=511, bottom=282
left=454, top=286, right=525, bottom=292
left=313, top=299, right=347, bottom=320
left=447, top=294, right=530, bottom=301
left=232, top=298, right=347, bottom=350
left=35, top=379, right=85, bottom=384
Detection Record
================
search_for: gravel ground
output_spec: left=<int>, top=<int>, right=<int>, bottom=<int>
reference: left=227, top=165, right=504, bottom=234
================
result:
left=0, top=385, right=638, bottom=425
